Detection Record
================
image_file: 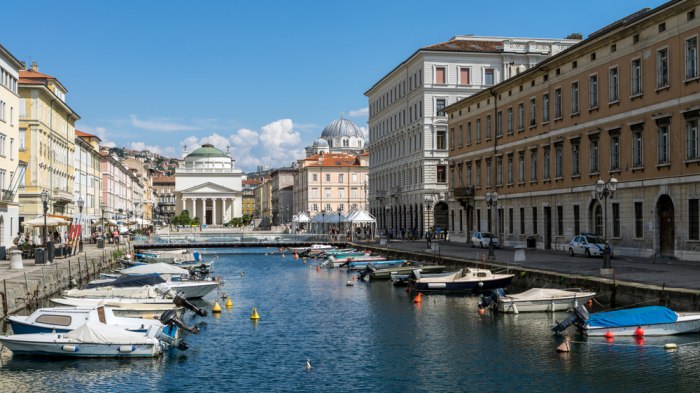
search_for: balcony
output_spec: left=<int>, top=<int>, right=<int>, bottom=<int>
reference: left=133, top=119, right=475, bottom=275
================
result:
left=52, top=188, right=73, bottom=203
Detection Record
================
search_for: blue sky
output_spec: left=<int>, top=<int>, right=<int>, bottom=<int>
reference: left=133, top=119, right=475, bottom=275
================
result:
left=3, top=0, right=667, bottom=171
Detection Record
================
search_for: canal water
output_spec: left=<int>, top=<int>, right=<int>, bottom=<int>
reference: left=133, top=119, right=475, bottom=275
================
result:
left=2, top=247, right=700, bottom=392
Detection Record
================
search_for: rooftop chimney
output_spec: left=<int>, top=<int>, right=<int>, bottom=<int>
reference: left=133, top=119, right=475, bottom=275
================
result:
left=30, top=62, right=38, bottom=72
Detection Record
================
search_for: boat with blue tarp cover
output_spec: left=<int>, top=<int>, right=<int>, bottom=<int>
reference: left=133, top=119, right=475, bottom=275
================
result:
left=552, top=305, right=700, bottom=336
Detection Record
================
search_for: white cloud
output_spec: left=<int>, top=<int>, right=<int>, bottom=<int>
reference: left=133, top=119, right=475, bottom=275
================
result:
left=78, top=125, right=116, bottom=147
left=348, top=107, right=368, bottom=117
left=129, top=142, right=163, bottom=155
left=260, top=119, right=300, bottom=147
left=229, top=129, right=259, bottom=147
left=130, top=115, right=200, bottom=132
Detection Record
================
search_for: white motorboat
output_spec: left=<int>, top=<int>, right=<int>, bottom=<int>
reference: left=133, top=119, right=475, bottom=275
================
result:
left=116, top=263, right=219, bottom=299
left=62, top=285, right=172, bottom=301
left=479, top=288, right=597, bottom=313
left=552, top=305, right=700, bottom=336
left=0, top=322, right=166, bottom=358
left=6, top=306, right=168, bottom=335
left=409, top=268, right=514, bottom=293
left=54, top=290, right=209, bottom=318
left=49, top=298, right=181, bottom=319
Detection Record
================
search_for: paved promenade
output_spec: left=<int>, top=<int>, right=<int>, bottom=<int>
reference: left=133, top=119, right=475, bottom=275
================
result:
left=0, top=242, right=125, bottom=316
left=360, top=238, right=700, bottom=291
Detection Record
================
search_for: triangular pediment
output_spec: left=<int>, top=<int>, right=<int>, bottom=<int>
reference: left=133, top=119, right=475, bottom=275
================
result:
left=180, top=182, right=237, bottom=194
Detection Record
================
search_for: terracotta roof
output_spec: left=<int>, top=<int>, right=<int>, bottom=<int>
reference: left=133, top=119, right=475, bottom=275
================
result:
left=422, top=39, right=503, bottom=53
left=243, top=179, right=263, bottom=185
left=153, top=176, right=175, bottom=183
left=302, top=152, right=362, bottom=167
left=19, top=69, right=56, bottom=82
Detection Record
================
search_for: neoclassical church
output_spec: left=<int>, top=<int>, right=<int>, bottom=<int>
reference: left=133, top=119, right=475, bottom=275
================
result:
left=175, top=144, right=243, bottom=225
left=305, top=117, right=366, bottom=157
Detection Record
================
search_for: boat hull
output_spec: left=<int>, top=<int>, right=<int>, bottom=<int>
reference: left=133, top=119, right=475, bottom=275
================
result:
left=413, top=276, right=514, bottom=293
left=585, top=316, right=700, bottom=336
left=0, top=337, right=162, bottom=358
left=168, top=281, right=218, bottom=299
left=498, top=293, right=596, bottom=313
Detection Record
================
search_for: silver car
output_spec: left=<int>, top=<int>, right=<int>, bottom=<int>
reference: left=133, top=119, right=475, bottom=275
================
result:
left=568, top=234, right=614, bottom=257
left=470, top=232, right=500, bottom=248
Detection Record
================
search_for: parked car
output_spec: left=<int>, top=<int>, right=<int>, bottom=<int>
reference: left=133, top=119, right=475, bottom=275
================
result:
left=568, top=234, right=614, bottom=257
left=470, top=232, right=500, bottom=248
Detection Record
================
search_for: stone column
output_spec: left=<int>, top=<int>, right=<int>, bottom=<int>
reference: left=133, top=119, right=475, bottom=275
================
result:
left=212, top=197, right=218, bottom=225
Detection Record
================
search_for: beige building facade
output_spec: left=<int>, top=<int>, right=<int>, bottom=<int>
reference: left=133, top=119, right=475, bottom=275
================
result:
left=446, top=0, right=700, bottom=259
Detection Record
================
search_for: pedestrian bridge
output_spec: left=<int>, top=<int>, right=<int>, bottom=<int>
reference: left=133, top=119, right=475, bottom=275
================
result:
left=132, top=232, right=356, bottom=249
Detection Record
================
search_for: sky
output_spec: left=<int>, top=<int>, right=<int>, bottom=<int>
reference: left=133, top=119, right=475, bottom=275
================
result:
left=2, top=0, right=668, bottom=172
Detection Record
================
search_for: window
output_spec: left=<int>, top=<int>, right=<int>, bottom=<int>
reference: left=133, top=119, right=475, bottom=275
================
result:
left=458, top=124, right=463, bottom=147
left=506, top=108, right=513, bottom=135
left=690, top=199, right=699, bottom=240
left=0, top=134, right=5, bottom=157
left=509, top=208, right=514, bottom=234
left=436, top=130, right=446, bottom=149
left=437, top=165, right=446, bottom=183
left=467, top=122, right=472, bottom=144
left=611, top=134, right=621, bottom=170
left=657, top=48, right=670, bottom=88
left=530, top=150, right=537, bottom=181
left=632, top=126, right=644, bottom=167
left=436, top=99, right=446, bottom=116
left=687, top=37, right=698, bottom=80
left=554, top=88, right=562, bottom=119
left=631, top=58, right=642, bottom=96
left=609, top=67, right=619, bottom=102
left=555, top=144, right=563, bottom=178
left=657, top=121, right=670, bottom=164
left=325, top=188, right=331, bottom=198
left=325, top=203, right=331, bottom=212
left=517, top=103, right=524, bottom=131
left=518, top=152, right=525, bottom=183
left=486, top=159, right=491, bottom=187
left=484, top=69, right=494, bottom=85
left=476, top=160, right=481, bottom=187
left=339, top=173, right=344, bottom=183
left=557, top=205, right=564, bottom=236
left=435, top=66, right=446, bottom=84
left=497, top=111, right=503, bottom=137
left=634, top=202, right=643, bottom=238
left=571, top=141, right=580, bottom=176
left=590, top=138, right=599, bottom=173
left=571, top=82, right=579, bottom=114
left=507, top=155, right=513, bottom=184
left=543, top=147, right=551, bottom=180
left=19, top=128, right=26, bottom=150
left=467, top=163, right=472, bottom=186
left=339, top=188, right=345, bottom=199
left=574, top=205, right=580, bottom=235
left=351, top=188, right=358, bottom=198
left=529, top=98, right=536, bottom=127
left=532, top=207, right=538, bottom=235
left=687, top=117, right=700, bottom=160
left=486, top=115, right=491, bottom=139
left=476, top=119, right=482, bottom=142
left=589, top=74, right=598, bottom=108
left=520, top=207, right=525, bottom=234
left=459, top=67, right=470, bottom=85
left=542, top=93, right=550, bottom=123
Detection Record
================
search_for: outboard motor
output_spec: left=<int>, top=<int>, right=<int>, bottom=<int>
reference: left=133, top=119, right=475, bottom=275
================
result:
left=478, top=288, right=506, bottom=309
left=551, top=305, right=589, bottom=334
left=160, top=309, right=201, bottom=335
left=173, top=291, right=208, bottom=317
left=357, top=267, right=371, bottom=281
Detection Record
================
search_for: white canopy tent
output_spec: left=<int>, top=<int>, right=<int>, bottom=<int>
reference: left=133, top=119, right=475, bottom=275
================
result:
left=291, top=212, right=310, bottom=233
left=21, top=216, right=71, bottom=228
left=344, top=210, right=377, bottom=241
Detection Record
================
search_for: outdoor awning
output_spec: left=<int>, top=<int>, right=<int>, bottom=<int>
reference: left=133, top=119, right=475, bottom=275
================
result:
left=22, top=216, right=71, bottom=228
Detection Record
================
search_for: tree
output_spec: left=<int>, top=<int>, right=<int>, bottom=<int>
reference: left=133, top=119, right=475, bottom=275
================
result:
left=566, top=33, right=583, bottom=40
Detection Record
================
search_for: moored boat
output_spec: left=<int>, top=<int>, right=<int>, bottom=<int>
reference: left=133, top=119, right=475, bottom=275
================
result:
left=409, top=267, right=514, bottom=293
left=479, top=288, right=596, bottom=313
left=552, top=305, right=700, bottom=336
left=345, top=259, right=407, bottom=271
left=359, top=263, right=447, bottom=280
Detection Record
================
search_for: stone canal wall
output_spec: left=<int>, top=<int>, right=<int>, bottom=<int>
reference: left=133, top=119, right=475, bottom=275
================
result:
left=355, top=244, right=700, bottom=311
left=1, top=246, right=123, bottom=317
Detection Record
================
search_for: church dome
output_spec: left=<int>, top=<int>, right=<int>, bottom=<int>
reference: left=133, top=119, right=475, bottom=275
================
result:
left=320, top=118, right=364, bottom=139
left=186, top=143, right=228, bottom=159
left=313, top=138, right=329, bottom=147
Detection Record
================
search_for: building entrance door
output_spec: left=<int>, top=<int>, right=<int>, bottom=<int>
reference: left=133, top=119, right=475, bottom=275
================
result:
left=657, top=195, right=675, bottom=257
left=206, top=209, right=213, bottom=225
left=544, top=206, right=552, bottom=250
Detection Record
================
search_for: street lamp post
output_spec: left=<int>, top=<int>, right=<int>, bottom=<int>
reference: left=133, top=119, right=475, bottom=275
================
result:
left=485, top=191, right=499, bottom=260
left=77, top=197, right=84, bottom=253
left=40, top=190, right=50, bottom=263
left=595, top=177, right=618, bottom=275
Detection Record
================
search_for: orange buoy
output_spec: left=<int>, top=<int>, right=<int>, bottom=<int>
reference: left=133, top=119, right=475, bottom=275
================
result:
left=478, top=308, right=486, bottom=315
left=556, top=336, right=571, bottom=353
left=352, top=275, right=356, bottom=281
left=413, top=292, right=423, bottom=303
left=279, top=247, right=283, bottom=252
left=294, top=253, right=299, bottom=259
left=634, top=327, right=645, bottom=337
left=587, top=299, right=593, bottom=305
left=604, top=331, right=614, bottom=339
left=316, top=265, right=321, bottom=272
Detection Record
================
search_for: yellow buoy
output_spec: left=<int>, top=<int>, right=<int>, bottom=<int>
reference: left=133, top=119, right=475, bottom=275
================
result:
left=212, top=301, right=222, bottom=313
left=664, top=343, right=678, bottom=351
left=225, top=297, right=233, bottom=308
left=250, top=307, right=260, bottom=320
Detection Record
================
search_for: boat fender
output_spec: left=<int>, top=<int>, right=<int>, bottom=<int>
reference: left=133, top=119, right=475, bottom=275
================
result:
left=61, top=345, right=78, bottom=352
left=478, top=282, right=484, bottom=287
left=118, top=345, right=136, bottom=353
left=664, top=343, right=677, bottom=351
left=634, top=327, right=645, bottom=337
